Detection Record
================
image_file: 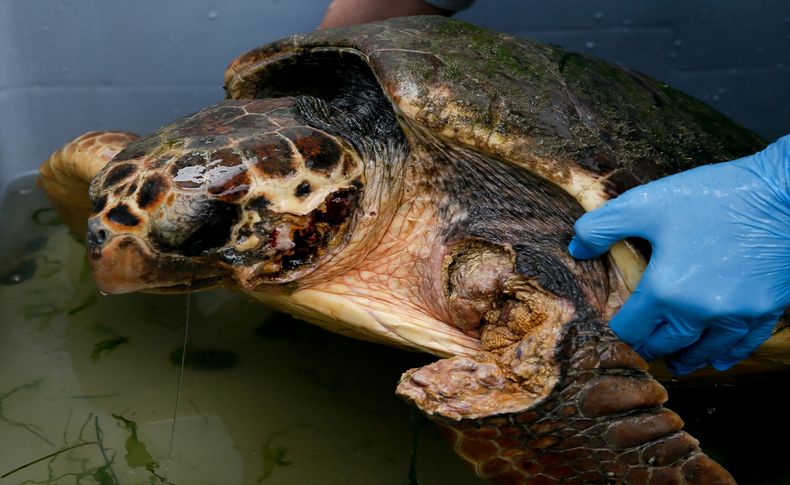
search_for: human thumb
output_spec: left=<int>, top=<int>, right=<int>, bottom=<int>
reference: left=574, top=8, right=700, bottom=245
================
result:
left=568, top=188, right=654, bottom=260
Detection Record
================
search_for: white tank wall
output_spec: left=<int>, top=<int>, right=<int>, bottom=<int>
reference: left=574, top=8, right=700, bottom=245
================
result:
left=1, top=0, right=788, bottom=188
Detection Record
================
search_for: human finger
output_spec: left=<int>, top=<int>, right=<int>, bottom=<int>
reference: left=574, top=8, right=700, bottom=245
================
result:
left=608, top=288, right=665, bottom=347
left=665, top=319, right=749, bottom=375
left=568, top=188, right=655, bottom=260
left=711, top=312, right=784, bottom=370
left=633, top=315, right=702, bottom=363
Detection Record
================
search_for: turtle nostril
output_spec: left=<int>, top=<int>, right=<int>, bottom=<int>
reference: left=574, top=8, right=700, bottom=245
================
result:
left=87, top=219, right=111, bottom=250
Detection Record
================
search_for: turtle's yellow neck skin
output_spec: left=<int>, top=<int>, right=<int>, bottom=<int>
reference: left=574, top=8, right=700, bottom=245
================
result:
left=248, top=179, right=483, bottom=357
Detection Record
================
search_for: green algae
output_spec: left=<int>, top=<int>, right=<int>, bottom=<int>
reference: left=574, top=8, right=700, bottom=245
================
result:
left=111, top=414, right=169, bottom=483
left=36, top=256, right=62, bottom=279
left=90, top=337, right=130, bottom=363
left=67, top=293, right=97, bottom=316
left=21, top=301, right=61, bottom=321
left=257, top=428, right=295, bottom=483
left=0, top=380, right=53, bottom=447
left=2, top=442, right=98, bottom=481
left=1, top=414, right=118, bottom=484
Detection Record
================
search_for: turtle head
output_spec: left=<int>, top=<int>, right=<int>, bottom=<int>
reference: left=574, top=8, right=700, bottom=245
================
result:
left=86, top=99, right=372, bottom=294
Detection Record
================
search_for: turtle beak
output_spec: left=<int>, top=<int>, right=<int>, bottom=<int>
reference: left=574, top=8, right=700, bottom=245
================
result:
left=88, top=229, right=156, bottom=294
left=86, top=218, right=229, bottom=294
left=87, top=218, right=110, bottom=256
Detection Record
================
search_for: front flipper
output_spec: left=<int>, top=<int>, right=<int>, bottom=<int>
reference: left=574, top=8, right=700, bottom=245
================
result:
left=39, top=130, right=139, bottom=237
left=397, top=319, right=735, bottom=484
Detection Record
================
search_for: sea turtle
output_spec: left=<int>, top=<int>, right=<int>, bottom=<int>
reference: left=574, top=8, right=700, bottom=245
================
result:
left=39, top=16, right=789, bottom=484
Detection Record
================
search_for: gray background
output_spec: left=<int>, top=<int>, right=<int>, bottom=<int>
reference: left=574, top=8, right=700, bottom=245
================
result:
left=1, top=0, right=788, bottom=188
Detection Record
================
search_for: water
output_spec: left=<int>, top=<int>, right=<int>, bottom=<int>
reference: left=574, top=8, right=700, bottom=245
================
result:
left=0, top=176, right=482, bottom=484
left=1, top=176, right=788, bottom=484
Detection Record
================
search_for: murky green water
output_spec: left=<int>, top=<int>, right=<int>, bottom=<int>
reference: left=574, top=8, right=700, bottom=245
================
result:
left=2, top=176, right=788, bottom=485
left=0, top=176, right=483, bottom=484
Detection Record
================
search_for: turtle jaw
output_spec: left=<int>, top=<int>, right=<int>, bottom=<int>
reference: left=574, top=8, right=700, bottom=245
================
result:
left=88, top=233, right=228, bottom=295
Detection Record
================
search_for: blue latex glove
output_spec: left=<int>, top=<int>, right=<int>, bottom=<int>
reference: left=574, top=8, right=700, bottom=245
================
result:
left=569, top=135, right=790, bottom=375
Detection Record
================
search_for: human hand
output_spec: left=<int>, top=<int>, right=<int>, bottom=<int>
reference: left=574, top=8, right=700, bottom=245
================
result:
left=318, top=0, right=452, bottom=29
left=568, top=135, right=790, bottom=375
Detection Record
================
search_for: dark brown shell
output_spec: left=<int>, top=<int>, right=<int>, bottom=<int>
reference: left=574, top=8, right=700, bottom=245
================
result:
left=224, top=16, right=764, bottom=204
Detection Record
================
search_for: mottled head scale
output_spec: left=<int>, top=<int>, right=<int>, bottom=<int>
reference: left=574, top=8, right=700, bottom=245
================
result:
left=87, top=92, right=395, bottom=292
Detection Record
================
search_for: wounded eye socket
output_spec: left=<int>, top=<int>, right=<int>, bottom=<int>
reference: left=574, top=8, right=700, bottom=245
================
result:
left=151, top=198, right=241, bottom=257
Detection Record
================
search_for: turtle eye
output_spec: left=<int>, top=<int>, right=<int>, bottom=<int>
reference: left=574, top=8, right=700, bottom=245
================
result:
left=178, top=201, right=241, bottom=256
left=150, top=197, right=241, bottom=257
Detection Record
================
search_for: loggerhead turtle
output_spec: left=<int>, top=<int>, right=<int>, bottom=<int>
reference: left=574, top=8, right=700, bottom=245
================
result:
left=39, top=16, right=789, bottom=484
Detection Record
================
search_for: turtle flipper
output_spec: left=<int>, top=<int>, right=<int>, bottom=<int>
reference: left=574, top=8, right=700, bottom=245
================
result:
left=39, top=131, right=139, bottom=238
left=397, top=319, right=736, bottom=484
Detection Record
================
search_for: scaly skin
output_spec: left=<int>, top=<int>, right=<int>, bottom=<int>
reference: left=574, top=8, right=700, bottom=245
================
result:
left=398, top=320, right=735, bottom=484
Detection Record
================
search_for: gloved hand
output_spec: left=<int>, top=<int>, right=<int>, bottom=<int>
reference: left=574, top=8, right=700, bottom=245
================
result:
left=569, top=135, right=790, bottom=375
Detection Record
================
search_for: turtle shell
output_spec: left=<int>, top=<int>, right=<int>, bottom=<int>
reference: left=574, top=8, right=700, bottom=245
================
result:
left=223, top=15, right=789, bottom=368
left=224, top=16, right=764, bottom=209
left=223, top=15, right=766, bottom=292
